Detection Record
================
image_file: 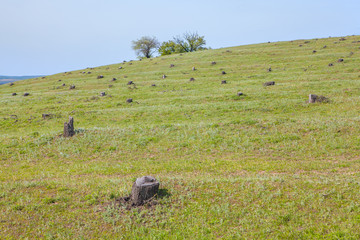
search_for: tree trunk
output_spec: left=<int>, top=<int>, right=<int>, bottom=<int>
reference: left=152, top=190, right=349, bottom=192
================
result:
left=64, top=116, right=75, bottom=137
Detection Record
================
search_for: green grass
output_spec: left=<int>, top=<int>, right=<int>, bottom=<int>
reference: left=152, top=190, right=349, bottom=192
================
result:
left=1, top=35, right=360, bottom=239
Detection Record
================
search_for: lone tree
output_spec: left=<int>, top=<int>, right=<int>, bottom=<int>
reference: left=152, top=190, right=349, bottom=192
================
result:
left=158, top=32, right=206, bottom=56
left=131, top=36, right=159, bottom=58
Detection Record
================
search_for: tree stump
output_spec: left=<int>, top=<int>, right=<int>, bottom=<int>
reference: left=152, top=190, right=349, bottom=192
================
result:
left=309, top=94, right=318, bottom=103
left=126, top=98, right=133, bottom=103
left=192, top=67, right=196, bottom=71
left=97, top=75, right=104, bottom=79
left=12, top=93, right=17, bottom=96
left=64, top=116, right=75, bottom=137
left=100, top=92, right=106, bottom=96
left=131, top=176, right=159, bottom=206
left=162, top=74, right=166, bottom=79
left=211, top=61, right=216, bottom=65
left=237, top=92, right=243, bottom=96
left=170, top=64, right=175, bottom=68
left=127, top=81, right=133, bottom=85
left=263, top=81, right=275, bottom=86
left=189, top=78, right=195, bottom=81
left=267, top=67, right=272, bottom=72
left=221, top=80, right=227, bottom=84
left=23, top=92, right=30, bottom=96
left=69, top=85, right=75, bottom=89
left=221, top=71, right=226, bottom=75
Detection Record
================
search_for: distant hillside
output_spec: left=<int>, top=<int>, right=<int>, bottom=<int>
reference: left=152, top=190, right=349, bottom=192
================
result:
left=0, top=75, right=44, bottom=85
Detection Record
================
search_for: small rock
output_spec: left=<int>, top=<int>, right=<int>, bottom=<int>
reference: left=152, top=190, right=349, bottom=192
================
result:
left=221, top=71, right=226, bottom=75
left=299, top=44, right=303, bottom=47
left=192, top=67, right=196, bottom=71
left=64, top=116, right=75, bottom=137
left=112, top=78, right=117, bottom=81
left=9, top=83, right=14, bottom=86
left=162, top=74, right=166, bottom=79
left=337, top=58, right=344, bottom=62
left=328, top=63, right=334, bottom=67
left=267, top=67, right=272, bottom=72
left=323, top=45, right=327, bottom=48
left=237, top=92, right=243, bottom=96
left=211, top=61, right=216, bottom=65
left=69, top=85, right=75, bottom=89
left=119, top=67, right=123, bottom=69
left=312, top=50, right=317, bottom=53
left=58, top=79, right=62, bottom=82
left=100, top=92, right=106, bottom=96
left=12, top=93, right=17, bottom=96
left=221, top=80, right=227, bottom=84
left=97, top=75, right=104, bottom=79
left=87, top=72, right=91, bottom=74
left=170, top=64, right=175, bottom=68
left=23, top=92, right=30, bottom=96
left=126, top=98, right=133, bottom=103
left=151, top=84, right=156, bottom=87
left=189, top=78, right=195, bottom=81
left=62, top=83, right=66, bottom=86
left=127, top=81, right=134, bottom=85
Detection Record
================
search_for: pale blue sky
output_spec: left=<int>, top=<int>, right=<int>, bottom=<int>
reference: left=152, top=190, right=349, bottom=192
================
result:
left=1, top=0, right=359, bottom=75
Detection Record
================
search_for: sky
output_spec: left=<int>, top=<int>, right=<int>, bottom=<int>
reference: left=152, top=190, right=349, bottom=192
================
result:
left=1, top=0, right=359, bottom=76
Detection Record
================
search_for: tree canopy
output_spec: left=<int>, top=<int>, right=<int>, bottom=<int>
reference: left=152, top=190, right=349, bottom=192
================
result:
left=158, top=32, right=206, bottom=56
left=131, top=36, right=159, bottom=58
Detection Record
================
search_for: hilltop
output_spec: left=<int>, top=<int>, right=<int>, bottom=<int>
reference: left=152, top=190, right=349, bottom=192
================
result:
left=0, top=75, right=44, bottom=85
left=1, top=35, right=360, bottom=239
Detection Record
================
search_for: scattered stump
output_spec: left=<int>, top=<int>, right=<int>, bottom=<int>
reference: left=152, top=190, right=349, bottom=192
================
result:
left=170, top=64, right=175, bottom=68
left=304, top=41, right=310, bottom=43
left=339, top=37, right=346, bottom=41
left=237, top=92, right=243, bottom=96
left=308, top=94, right=329, bottom=103
left=221, top=80, right=227, bottom=84
left=162, top=74, right=166, bottom=79
left=64, top=116, right=75, bottom=137
left=151, top=84, right=156, bottom=87
left=189, top=78, right=195, bottom=81
left=12, top=93, right=17, bottom=96
left=337, top=58, right=344, bottom=62
left=119, top=67, right=123, bottom=69
left=112, top=78, right=117, bottom=81
left=221, top=71, right=226, bottom=75
left=100, top=92, right=106, bottom=96
left=328, top=63, right=334, bottom=67
left=23, top=92, right=30, bottom=96
left=42, top=113, right=53, bottom=119
left=126, top=98, right=133, bottom=103
left=58, top=79, right=62, bottom=82
left=211, top=61, right=216, bottom=65
left=263, top=81, right=275, bottom=86
left=87, top=72, right=91, bottom=74
left=62, top=83, right=66, bottom=86
left=127, top=81, right=134, bottom=85
left=9, top=83, right=14, bottom=86
left=267, top=67, right=272, bottom=72
left=192, top=67, right=196, bottom=71
left=313, top=50, right=317, bottom=53
left=323, top=45, right=327, bottom=48
left=69, top=85, right=75, bottom=89
left=131, top=176, right=160, bottom=206
left=97, top=75, right=104, bottom=79
left=299, top=44, right=303, bottom=47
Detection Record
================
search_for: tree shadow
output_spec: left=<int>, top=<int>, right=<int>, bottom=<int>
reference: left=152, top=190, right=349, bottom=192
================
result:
left=157, top=188, right=171, bottom=199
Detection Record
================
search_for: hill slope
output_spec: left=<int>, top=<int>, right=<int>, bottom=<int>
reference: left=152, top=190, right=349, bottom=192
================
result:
left=1, top=36, right=360, bottom=239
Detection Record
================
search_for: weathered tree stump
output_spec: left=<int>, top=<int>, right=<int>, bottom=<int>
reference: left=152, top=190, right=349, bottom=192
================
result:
left=221, top=80, right=227, bottom=84
left=64, top=116, right=75, bottom=137
left=151, top=84, right=156, bottom=87
left=323, top=45, right=327, bottom=48
left=162, top=74, right=166, bottom=79
left=211, top=61, right=216, bottom=65
left=62, top=83, right=66, bottom=86
left=23, top=92, right=30, bottom=96
left=42, top=113, right=53, bottom=119
left=328, top=63, right=333, bottom=67
left=337, top=58, right=344, bottom=62
left=192, top=67, right=196, bottom=71
left=237, top=92, right=243, bottom=96
left=170, top=64, right=175, bottom=68
left=119, top=67, right=123, bottom=69
left=189, top=78, right=195, bottom=81
left=263, top=81, right=275, bottom=86
left=112, top=78, right=117, bottom=81
left=312, top=50, right=317, bottom=53
left=308, top=94, right=329, bottom=103
left=131, top=176, right=159, bottom=206
left=127, top=81, right=133, bottom=85
left=100, top=92, right=106, bottom=96
left=221, top=71, right=226, bottom=75
left=12, top=93, right=17, bottom=96
left=126, top=98, right=133, bottom=103
left=97, top=75, right=104, bottom=79
left=267, top=67, right=272, bottom=72
left=9, top=83, right=14, bottom=86
left=309, top=94, right=318, bottom=103
left=69, top=85, right=75, bottom=89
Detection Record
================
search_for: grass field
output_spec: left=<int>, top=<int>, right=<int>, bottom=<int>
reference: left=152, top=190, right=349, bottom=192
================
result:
left=1, top=35, right=360, bottom=239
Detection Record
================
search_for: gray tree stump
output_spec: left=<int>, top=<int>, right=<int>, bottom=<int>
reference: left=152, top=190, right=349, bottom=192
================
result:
left=64, top=116, right=75, bottom=137
left=309, top=94, right=318, bottom=103
left=131, top=176, right=159, bottom=206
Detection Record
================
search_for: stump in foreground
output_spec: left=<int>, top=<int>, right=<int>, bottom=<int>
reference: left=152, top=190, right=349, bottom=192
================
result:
left=131, top=176, right=159, bottom=206
left=64, top=116, right=75, bottom=137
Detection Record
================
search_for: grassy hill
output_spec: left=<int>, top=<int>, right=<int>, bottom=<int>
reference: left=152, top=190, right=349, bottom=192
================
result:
left=1, top=35, right=360, bottom=239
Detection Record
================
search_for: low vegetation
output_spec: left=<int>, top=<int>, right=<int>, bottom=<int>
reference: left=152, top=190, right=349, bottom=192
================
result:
left=1, top=35, right=360, bottom=239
